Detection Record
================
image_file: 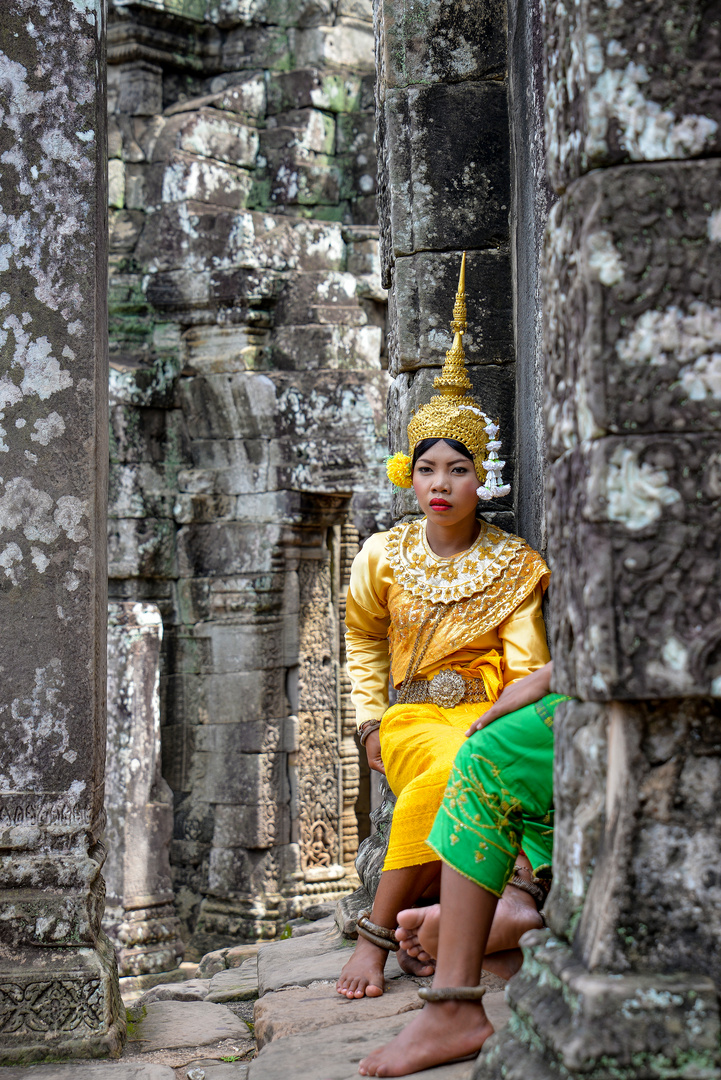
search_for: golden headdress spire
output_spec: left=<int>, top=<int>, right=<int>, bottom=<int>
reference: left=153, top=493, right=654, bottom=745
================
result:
left=433, top=251, right=472, bottom=397
left=385, top=252, right=511, bottom=503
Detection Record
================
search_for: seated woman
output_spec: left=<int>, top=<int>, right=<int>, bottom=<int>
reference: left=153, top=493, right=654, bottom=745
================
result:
left=358, top=663, right=565, bottom=1077
left=337, top=256, right=552, bottom=999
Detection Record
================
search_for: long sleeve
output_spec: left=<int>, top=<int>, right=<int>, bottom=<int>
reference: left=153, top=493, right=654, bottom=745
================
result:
left=498, top=583, right=550, bottom=685
left=345, top=532, right=393, bottom=729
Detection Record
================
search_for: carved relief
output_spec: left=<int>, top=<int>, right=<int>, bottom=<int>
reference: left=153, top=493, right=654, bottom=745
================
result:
left=0, top=979, right=105, bottom=1035
left=297, top=549, right=341, bottom=876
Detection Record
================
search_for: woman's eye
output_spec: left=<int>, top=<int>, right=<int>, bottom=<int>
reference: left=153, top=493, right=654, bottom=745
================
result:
left=453, top=467, right=468, bottom=474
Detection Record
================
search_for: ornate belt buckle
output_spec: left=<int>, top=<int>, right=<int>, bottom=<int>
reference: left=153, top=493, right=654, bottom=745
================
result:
left=428, top=669, right=465, bottom=708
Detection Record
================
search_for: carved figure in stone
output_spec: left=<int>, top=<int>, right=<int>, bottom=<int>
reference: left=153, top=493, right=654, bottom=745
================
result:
left=337, top=258, right=552, bottom=1000
left=356, top=665, right=566, bottom=1076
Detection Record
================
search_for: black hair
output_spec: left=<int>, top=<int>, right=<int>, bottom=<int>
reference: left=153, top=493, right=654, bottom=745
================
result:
left=411, top=437, right=474, bottom=470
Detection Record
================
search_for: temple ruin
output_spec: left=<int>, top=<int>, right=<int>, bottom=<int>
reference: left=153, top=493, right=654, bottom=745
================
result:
left=1, top=0, right=720, bottom=1072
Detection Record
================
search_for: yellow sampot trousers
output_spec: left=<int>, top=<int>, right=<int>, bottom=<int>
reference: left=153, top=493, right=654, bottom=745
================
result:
left=380, top=699, right=492, bottom=871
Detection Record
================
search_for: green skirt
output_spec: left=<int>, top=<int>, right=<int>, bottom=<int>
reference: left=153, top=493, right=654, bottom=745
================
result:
left=426, top=694, right=568, bottom=897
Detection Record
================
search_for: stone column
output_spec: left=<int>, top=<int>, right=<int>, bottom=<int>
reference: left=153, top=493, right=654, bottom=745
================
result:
left=481, top=2, right=721, bottom=1076
left=103, top=603, right=184, bottom=981
left=0, top=0, right=124, bottom=1064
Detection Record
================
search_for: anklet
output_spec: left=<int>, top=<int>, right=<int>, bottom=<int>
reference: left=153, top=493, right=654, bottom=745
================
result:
left=418, top=985, right=487, bottom=1002
left=509, top=871, right=546, bottom=909
left=357, top=910, right=400, bottom=952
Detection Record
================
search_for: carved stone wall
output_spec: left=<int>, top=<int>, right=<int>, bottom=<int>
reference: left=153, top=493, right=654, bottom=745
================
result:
left=104, top=0, right=390, bottom=955
left=0, top=0, right=124, bottom=1062
left=480, top=2, right=721, bottom=1076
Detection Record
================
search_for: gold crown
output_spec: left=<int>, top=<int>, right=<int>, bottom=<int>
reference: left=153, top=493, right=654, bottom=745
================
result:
left=407, top=252, right=489, bottom=480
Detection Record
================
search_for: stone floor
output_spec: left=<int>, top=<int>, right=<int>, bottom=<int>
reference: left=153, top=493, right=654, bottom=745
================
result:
left=0, top=915, right=510, bottom=1080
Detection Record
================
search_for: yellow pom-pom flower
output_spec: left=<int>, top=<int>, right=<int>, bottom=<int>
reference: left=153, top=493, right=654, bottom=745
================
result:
left=386, top=452, right=413, bottom=488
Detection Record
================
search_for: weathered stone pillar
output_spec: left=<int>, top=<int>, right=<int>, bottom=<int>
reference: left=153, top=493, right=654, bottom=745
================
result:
left=104, top=603, right=184, bottom=980
left=0, top=0, right=124, bottom=1063
left=480, top=2, right=721, bottom=1076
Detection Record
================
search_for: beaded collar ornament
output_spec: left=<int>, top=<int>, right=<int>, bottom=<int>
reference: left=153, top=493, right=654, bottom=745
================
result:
left=385, top=253, right=510, bottom=502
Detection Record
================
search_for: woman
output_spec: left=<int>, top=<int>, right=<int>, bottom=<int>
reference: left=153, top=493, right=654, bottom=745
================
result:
left=336, top=255, right=551, bottom=999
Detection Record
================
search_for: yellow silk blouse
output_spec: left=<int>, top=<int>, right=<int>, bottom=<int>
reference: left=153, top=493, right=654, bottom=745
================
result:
left=346, top=518, right=551, bottom=728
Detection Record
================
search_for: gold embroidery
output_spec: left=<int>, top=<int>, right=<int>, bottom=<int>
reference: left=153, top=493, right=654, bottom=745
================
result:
left=385, top=520, right=549, bottom=678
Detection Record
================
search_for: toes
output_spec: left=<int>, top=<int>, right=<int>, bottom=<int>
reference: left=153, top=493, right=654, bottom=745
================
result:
left=397, top=906, right=425, bottom=930
left=365, top=982, right=383, bottom=998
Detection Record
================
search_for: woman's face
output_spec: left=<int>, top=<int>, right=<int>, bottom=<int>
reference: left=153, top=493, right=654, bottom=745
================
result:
left=412, top=441, right=479, bottom=527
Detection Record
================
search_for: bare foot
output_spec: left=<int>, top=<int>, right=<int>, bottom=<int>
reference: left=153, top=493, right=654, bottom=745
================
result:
left=395, top=905, right=439, bottom=965
left=358, top=999, right=493, bottom=1076
left=486, top=884, right=542, bottom=954
left=396, top=948, right=435, bottom=978
left=483, top=948, right=523, bottom=981
left=336, top=936, right=387, bottom=998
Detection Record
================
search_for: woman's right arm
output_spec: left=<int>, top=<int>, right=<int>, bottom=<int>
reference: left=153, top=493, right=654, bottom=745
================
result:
left=345, top=534, right=392, bottom=772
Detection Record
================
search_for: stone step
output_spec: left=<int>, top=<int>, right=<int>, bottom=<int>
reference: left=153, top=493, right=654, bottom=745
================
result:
left=128, top=1000, right=252, bottom=1053
left=256, top=925, right=407, bottom=995
left=247, top=1011, right=479, bottom=1080
left=0, top=1067, right=176, bottom=1080
left=206, top=957, right=259, bottom=1003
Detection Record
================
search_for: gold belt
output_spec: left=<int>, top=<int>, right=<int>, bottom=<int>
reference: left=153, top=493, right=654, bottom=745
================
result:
left=402, top=669, right=488, bottom=709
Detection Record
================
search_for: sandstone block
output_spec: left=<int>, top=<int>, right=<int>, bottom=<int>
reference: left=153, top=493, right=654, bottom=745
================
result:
left=162, top=153, right=254, bottom=209
left=266, top=69, right=363, bottom=114
left=206, top=958, right=259, bottom=1003
left=273, top=270, right=360, bottom=324
left=191, top=751, right=289, bottom=807
left=272, top=325, right=381, bottom=370
left=256, top=926, right=406, bottom=995
left=254, top=978, right=422, bottom=1048
left=221, top=26, right=293, bottom=72
left=544, top=701, right=608, bottom=939
left=263, top=153, right=342, bottom=206
left=104, top=603, right=184, bottom=976
left=109, top=209, right=145, bottom=253
left=485, top=931, right=720, bottom=1078
left=109, top=158, right=126, bottom=208
left=167, top=75, right=267, bottom=121
left=110, top=61, right=163, bottom=116
left=109, top=462, right=176, bottom=519
left=388, top=250, right=513, bottom=375
left=154, top=110, right=259, bottom=169
left=265, top=108, right=336, bottom=155
left=181, top=325, right=263, bottom=376
left=162, top=671, right=289, bottom=732
left=0, top=1067, right=176, bottom=1080
left=294, top=23, right=375, bottom=74
left=176, top=523, right=284, bottom=579
left=544, top=161, right=721, bottom=461
left=248, top=1011, right=478, bottom=1080
left=127, top=1000, right=251, bottom=1052
left=212, top=801, right=290, bottom=849
left=137, top=207, right=346, bottom=274
left=544, top=0, right=721, bottom=190
left=383, top=82, right=510, bottom=258
left=571, top=700, right=721, bottom=977
left=135, top=979, right=210, bottom=1006
left=108, top=517, right=177, bottom=579
left=547, top=434, right=721, bottom=700
left=376, top=0, right=505, bottom=93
